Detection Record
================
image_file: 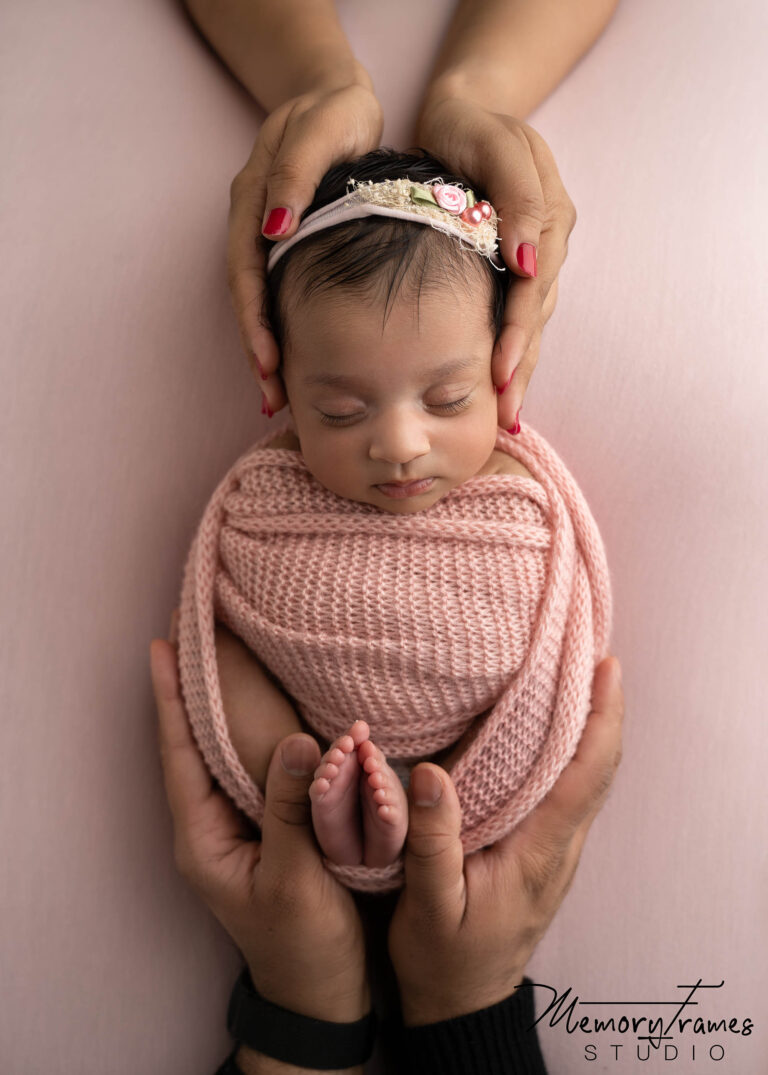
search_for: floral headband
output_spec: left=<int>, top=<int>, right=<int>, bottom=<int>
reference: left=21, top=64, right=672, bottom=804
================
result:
left=265, top=177, right=504, bottom=273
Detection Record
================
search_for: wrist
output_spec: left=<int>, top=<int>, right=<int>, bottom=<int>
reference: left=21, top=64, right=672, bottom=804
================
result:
left=298, top=57, right=375, bottom=98
left=399, top=969, right=526, bottom=1028
left=246, top=963, right=371, bottom=1024
left=228, top=967, right=376, bottom=1073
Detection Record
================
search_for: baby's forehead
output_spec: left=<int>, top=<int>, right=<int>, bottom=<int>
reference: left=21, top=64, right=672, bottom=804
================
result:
left=278, top=267, right=497, bottom=383
left=288, top=349, right=491, bottom=394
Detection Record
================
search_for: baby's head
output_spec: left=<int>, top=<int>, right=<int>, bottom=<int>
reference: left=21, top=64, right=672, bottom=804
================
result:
left=263, top=149, right=510, bottom=514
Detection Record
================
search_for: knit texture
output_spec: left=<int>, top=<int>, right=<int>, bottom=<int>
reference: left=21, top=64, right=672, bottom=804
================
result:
left=177, top=421, right=612, bottom=893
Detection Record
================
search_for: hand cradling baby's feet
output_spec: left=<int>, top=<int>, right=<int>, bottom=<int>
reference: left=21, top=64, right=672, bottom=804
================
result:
left=309, top=720, right=408, bottom=868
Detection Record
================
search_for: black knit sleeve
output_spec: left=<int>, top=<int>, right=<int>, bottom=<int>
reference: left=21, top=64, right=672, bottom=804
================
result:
left=388, top=978, right=547, bottom=1075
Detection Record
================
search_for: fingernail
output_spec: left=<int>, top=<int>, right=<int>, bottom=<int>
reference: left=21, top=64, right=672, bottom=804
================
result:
left=412, top=767, right=442, bottom=807
left=253, top=354, right=268, bottom=381
left=506, top=408, right=521, bottom=435
left=281, top=738, right=316, bottom=776
left=261, top=393, right=273, bottom=418
left=263, top=207, right=292, bottom=236
left=498, top=367, right=516, bottom=396
left=516, top=243, right=537, bottom=277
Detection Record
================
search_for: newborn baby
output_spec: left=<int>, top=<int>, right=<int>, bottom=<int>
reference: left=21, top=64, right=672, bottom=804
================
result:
left=177, top=149, right=612, bottom=892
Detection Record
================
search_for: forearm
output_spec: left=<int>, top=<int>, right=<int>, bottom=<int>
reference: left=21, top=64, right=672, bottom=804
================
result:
left=418, top=0, right=621, bottom=122
left=181, top=0, right=372, bottom=109
left=234, top=1045, right=362, bottom=1075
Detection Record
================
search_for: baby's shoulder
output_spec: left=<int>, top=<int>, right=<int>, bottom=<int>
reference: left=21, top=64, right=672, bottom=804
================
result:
left=483, top=448, right=537, bottom=482
left=263, top=429, right=301, bottom=451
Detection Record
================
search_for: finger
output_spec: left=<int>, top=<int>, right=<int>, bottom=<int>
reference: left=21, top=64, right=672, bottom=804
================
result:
left=479, top=130, right=544, bottom=285
left=260, top=116, right=333, bottom=241
left=150, top=638, right=219, bottom=826
left=229, top=104, right=350, bottom=401
left=228, top=118, right=285, bottom=379
left=493, top=273, right=558, bottom=426
left=495, top=323, right=541, bottom=432
left=493, top=207, right=571, bottom=400
left=257, top=369, right=289, bottom=419
left=511, top=657, right=624, bottom=855
left=261, top=92, right=379, bottom=242
left=402, top=764, right=466, bottom=923
left=492, top=134, right=575, bottom=400
left=259, top=733, right=323, bottom=878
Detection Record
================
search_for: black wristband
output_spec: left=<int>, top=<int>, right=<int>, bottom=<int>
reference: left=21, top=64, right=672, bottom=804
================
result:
left=226, top=966, right=378, bottom=1071
left=389, top=978, right=547, bottom=1075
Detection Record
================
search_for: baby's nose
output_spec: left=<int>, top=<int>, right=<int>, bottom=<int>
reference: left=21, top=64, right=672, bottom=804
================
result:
left=368, top=415, right=430, bottom=466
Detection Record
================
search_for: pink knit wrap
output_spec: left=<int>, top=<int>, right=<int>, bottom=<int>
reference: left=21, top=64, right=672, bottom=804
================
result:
left=177, top=422, right=612, bottom=893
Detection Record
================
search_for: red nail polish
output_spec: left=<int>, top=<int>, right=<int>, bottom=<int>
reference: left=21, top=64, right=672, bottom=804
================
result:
left=253, top=354, right=268, bottom=381
left=516, top=243, right=537, bottom=277
left=498, top=367, right=516, bottom=396
left=261, top=394, right=272, bottom=418
left=263, top=207, right=292, bottom=236
left=506, top=408, right=521, bottom=435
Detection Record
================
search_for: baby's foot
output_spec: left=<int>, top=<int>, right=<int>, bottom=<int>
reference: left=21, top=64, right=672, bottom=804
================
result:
left=309, top=721, right=370, bottom=866
left=358, top=739, right=409, bottom=868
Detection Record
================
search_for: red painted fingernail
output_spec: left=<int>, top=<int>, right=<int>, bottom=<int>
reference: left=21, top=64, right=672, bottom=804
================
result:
left=253, top=354, right=268, bottom=380
left=263, top=207, right=292, bottom=236
left=506, top=408, right=521, bottom=435
left=261, top=394, right=273, bottom=418
left=516, top=243, right=537, bottom=277
left=498, top=367, right=516, bottom=396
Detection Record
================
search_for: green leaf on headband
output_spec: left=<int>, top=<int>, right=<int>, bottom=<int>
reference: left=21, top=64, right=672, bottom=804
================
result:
left=410, top=185, right=438, bottom=207
left=466, top=189, right=477, bottom=207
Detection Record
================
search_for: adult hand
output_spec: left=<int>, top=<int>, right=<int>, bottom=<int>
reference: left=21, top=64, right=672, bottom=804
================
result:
left=150, top=612, right=369, bottom=1024
left=415, top=97, right=577, bottom=431
left=228, top=79, right=383, bottom=414
left=389, top=655, right=623, bottom=1025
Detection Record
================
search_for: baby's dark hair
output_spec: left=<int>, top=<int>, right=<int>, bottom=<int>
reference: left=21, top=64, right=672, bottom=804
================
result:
left=263, top=148, right=509, bottom=353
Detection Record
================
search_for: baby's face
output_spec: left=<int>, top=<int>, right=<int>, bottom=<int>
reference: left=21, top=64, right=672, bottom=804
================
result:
left=281, top=283, right=499, bottom=514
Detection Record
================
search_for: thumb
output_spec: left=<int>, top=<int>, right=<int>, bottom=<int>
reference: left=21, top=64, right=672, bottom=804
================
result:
left=261, top=107, right=356, bottom=240
left=402, top=764, right=466, bottom=919
left=489, top=156, right=544, bottom=283
left=260, top=734, right=323, bottom=876
left=496, top=199, right=541, bottom=283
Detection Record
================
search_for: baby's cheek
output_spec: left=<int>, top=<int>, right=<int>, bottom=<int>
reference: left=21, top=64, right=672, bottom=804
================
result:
left=305, top=438, right=360, bottom=492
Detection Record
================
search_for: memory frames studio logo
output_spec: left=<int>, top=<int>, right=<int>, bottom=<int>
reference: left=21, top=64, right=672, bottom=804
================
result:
left=522, top=978, right=754, bottom=1065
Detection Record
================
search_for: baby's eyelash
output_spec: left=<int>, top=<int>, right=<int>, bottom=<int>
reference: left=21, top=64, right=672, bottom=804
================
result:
left=432, top=395, right=472, bottom=414
left=318, top=395, right=473, bottom=426
left=319, top=412, right=360, bottom=426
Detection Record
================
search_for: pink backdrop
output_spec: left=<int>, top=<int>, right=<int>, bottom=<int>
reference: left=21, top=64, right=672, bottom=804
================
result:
left=1, top=1, right=766, bottom=1071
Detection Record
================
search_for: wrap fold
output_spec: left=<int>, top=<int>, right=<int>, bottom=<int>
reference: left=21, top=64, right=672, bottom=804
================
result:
left=177, top=422, right=612, bottom=893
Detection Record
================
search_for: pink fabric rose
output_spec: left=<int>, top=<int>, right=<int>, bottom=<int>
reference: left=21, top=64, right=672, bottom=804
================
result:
left=432, top=184, right=467, bottom=215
